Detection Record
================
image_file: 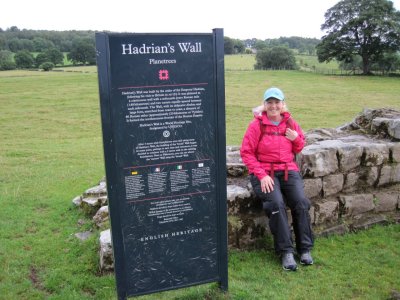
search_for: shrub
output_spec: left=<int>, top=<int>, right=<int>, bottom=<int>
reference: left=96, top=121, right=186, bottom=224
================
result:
left=40, top=62, right=54, bottom=71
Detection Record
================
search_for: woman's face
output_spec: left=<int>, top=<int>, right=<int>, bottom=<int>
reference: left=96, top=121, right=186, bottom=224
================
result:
left=264, top=98, right=283, bottom=117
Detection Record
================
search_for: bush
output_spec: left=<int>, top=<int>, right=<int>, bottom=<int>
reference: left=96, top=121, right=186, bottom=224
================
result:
left=40, top=62, right=54, bottom=71
left=14, top=50, right=35, bottom=69
left=0, top=60, right=16, bottom=70
left=0, top=50, right=16, bottom=70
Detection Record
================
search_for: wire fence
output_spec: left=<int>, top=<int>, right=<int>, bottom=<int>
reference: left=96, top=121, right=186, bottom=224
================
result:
left=300, top=66, right=400, bottom=76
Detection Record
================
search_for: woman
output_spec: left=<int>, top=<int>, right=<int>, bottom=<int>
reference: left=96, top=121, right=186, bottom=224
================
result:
left=240, top=87, right=314, bottom=271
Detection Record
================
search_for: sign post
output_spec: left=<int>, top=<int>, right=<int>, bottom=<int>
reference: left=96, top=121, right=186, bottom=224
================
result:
left=96, top=29, right=227, bottom=299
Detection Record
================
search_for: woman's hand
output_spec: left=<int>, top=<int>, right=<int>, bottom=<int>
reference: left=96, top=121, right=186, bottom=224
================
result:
left=285, top=128, right=298, bottom=141
left=260, top=175, right=274, bottom=193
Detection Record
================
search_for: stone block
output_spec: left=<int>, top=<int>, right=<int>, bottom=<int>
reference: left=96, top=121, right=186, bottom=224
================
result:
left=389, top=142, right=400, bottom=163
left=227, top=185, right=259, bottom=215
left=309, top=206, right=315, bottom=224
left=81, top=196, right=108, bottom=215
left=378, top=163, right=400, bottom=185
left=373, top=192, right=398, bottom=212
left=362, top=143, right=389, bottom=166
left=378, top=165, right=393, bottom=186
left=337, top=144, right=363, bottom=172
left=226, top=163, right=247, bottom=177
left=387, top=119, right=400, bottom=140
left=314, top=200, right=339, bottom=224
left=228, top=212, right=267, bottom=249
left=93, top=206, right=109, bottom=228
left=393, top=164, right=400, bottom=183
left=72, top=195, right=82, bottom=206
left=99, top=229, right=114, bottom=271
left=343, top=173, right=359, bottom=192
left=303, top=178, right=322, bottom=198
left=83, top=181, right=107, bottom=197
left=340, top=194, right=375, bottom=216
left=301, top=144, right=338, bottom=177
left=360, top=166, right=378, bottom=187
left=323, top=174, right=344, bottom=196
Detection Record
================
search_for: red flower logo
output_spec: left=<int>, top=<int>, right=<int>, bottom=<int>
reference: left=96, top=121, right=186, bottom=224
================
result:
left=159, top=69, right=169, bottom=80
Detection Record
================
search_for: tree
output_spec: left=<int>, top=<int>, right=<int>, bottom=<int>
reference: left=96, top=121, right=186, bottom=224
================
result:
left=67, top=38, right=95, bottom=65
left=254, top=40, right=267, bottom=51
left=372, top=51, right=400, bottom=74
left=33, top=37, right=55, bottom=52
left=8, top=38, right=34, bottom=52
left=254, top=46, right=297, bottom=70
left=14, top=50, right=34, bottom=69
left=224, top=37, right=234, bottom=54
left=35, top=52, right=49, bottom=67
left=317, top=0, right=400, bottom=75
left=45, top=48, right=64, bottom=66
left=338, top=55, right=363, bottom=73
left=0, top=50, right=16, bottom=70
left=233, top=39, right=245, bottom=54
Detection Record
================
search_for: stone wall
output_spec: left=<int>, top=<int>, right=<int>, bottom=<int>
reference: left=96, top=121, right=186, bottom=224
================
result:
left=227, top=108, right=400, bottom=249
left=73, top=108, right=400, bottom=269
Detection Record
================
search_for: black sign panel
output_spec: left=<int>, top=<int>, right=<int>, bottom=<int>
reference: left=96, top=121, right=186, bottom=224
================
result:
left=96, top=29, right=227, bottom=299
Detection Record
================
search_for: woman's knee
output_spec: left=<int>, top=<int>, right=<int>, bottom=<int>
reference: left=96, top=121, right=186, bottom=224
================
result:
left=262, top=194, right=286, bottom=213
left=294, top=196, right=311, bottom=210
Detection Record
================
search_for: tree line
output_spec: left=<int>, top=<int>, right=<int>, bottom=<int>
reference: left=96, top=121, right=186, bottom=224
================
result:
left=1, top=0, right=400, bottom=75
left=0, top=26, right=96, bottom=70
left=0, top=26, right=317, bottom=71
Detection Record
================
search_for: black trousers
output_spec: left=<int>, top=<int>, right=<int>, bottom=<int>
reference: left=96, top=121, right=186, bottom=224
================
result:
left=250, top=171, right=314, bottom=254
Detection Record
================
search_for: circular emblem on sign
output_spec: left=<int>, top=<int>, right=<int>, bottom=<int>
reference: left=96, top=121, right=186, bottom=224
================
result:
left=163, top=130, right=170, bottom=138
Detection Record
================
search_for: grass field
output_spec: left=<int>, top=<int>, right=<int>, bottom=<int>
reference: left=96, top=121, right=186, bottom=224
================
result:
left=1, top=60, right=399, bottom=299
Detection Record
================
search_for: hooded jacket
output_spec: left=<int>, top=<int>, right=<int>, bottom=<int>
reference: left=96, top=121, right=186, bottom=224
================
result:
left=240, top=111, right=305, bottom=181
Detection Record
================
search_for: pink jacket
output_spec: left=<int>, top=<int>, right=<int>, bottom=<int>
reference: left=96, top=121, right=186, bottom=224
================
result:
left=240, top=111, right=305, bottom=180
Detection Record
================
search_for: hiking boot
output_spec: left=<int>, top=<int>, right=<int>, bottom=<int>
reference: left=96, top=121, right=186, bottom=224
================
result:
left=281, top=252, right=297, bottom=271
left=300, top=251, right=313, bottom=265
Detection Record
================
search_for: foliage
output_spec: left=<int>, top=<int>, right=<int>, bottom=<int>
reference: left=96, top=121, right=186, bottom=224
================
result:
left=8, top=37, right=34, bottom=52
left=338, top=55, right=363, bottom=72
left=244, top=37, right=320, bottom=55
left=35, top=52, right=49, bottom=67
left=224, top=37, right=245, bottom=54
left=1, top=27, right=321, bottom=63
left=371, top=51, right=400, bottom=74
left=33, top=37, right=55, bottom=52
left=67, top=38, right=96, bottom=65
left=254, top=46, right=297, bottom=70
left=14, top=49, right=34, bottom=68
left=224, top=37, right=234, bottom=54
left=44, top=48, right=64, bottom=66
left=39, top=61, right=54, bottom=71
left=339, top=51, right=400, bottom=74
left=0, top=50, right=16, bottom=70
left=317, top=0, right=400, bottom=75
left=253, top=40, right=268, bottom=51
left=0, top=26, right=95, bottom=52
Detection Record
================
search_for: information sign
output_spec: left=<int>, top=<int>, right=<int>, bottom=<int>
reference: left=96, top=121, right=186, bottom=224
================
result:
left=96, top=29, right=227, bottom=299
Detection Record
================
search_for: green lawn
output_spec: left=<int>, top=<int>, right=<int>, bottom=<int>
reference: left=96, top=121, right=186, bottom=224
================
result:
left=0, top=67, right=399, bottom=299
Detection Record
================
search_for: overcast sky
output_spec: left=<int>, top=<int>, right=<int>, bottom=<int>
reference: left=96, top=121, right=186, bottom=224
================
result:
left=2, top=0, right=400, bottom=39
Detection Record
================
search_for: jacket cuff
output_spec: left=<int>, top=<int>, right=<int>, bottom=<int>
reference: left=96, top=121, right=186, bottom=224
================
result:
left=255, top=169, right=267, bottom=181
